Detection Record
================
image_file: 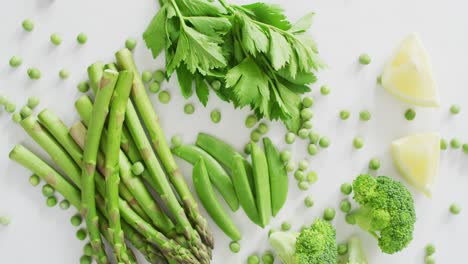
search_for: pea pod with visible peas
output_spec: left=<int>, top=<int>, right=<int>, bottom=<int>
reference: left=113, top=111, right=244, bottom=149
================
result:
left=193, top=159, right=241, bottom=241
left=263, top=137, right=288, bottom=217
left=250, top=142, right=271, bottom=227
left=232, top=156, right=260, bottom=226
left=172, top=144, right=239, bottom=211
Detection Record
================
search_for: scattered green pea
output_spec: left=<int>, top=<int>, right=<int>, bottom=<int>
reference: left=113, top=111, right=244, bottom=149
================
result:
left=210, top=109, right=221, bottom=124
left=257, top=123, right=269, bottom=134
left=425, top=243, right=436, bottom=256
left=80, top=255, right=92, bottom=264
left=359, top=53, right=371, bottom=65
left=247, top=255, right=260, bottom=264
left=184, top=103, right=194, bottom=115
left=42, top=184, right=55, bottom=197
left=280, top=150, right=291, bottom=162
left=59, top=69, right=70, bottom=79
left=0, top=216, right=11, bottom=226
left=337, top=243, right=348, bottom=255
left=76, top=228, right=87, bottom=241
left=307, top=144, right=318, bottom=156
left=281, top=221, right=291, bottom=231
left=359, top=110, right=371, bottom=121
left=425, top=255, right=435, bottom=264
left=300, top=108, right=314, bottom=120
left=302, top=96, right=314, bottom=108
left=131, top=162, right=145, bottom=176
left=153, top=70, right=165, bottom=83
left=298, top=160, right=309, bottom=171
left=46, top=196, right=57, bottom=207
left=245, top=114, right=257, bottom=128
left=211, top=80, right=221, bottom=90
left=83, top=243, right=93, bottom=256
left=29, top=174, right=40, bottom=186
left=339, top=110, right=350, bottom=120
left=59, top=199, right=70, bottom=210
left=77, top=81, right=90, bottom=93
left=22, top=19, right=34, bottom=32
left=9, top=56, right=22, bottom=68
left=149, top=82, right=161, bottom=93
left=250, top=130, right=261, bottom=142
left=171, top=135, right=182, bottom=148
left=5, top=102, right=17, bottom=113
left=285, top=161, right=295, bottom=172
left=319, top=136, right=330, bottom=148
left=369, top=158, right=380, bottom=170
left=285, top=132, right=296, bottom=144
left=323, top=208, right=336, bottom=221
left=244, top=143, right=252, bottom=155
left=302, top=120, right=313, bottom=129
left=27, top=68, right=41, bottom=80
left=262, top=252, right=274, bottom=264
left=404, top=108, right=416, bottom=121
left=320, top=85, right=330, bottom=95
left=297, top=128, right=308, bottom=139
left=158, top=91, right=171, bottom=104
left=20, top=106, right=32, bottom=118
left=450, top=203, right=461, bottom=215
left=450, top=104, right=461, bottom=115
left=304, top=196, right=314, bottom=207
left=353, top=137, right=364, bottom=149
left=298, top=181, right=309, bottom=191
left=463, top=144, right=468, bottom=154
left=50, top=33, right=62, bottom=46
left=308, top=130, right=319, bottom=144
left=345, top=214, right=356, bottom=225
left=12, top=112, right=22, bottom=123
left=229, top=241, right=240, bottom=253
left=340, top=183, right=353, bottom=195
left=440, top=139, right=447, bottom=150
left=293, top=171, right=305, bottom=182
left=27, top=96, right=40, bottom=109
left=340, top=200, right=352, bottom=213
left=76, top=33, right=88, bottom=44
left=142, top=71, right=153, bottom=83
left=125, top=38, right=137, bottom=51
left=70, top=214, right=82, bottom=226
left=451, top=138, right=461, bottom=149
left=306, top=171, right=318, bottom=184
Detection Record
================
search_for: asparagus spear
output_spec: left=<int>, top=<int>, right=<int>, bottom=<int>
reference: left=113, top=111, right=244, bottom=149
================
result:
left=116, top=48, right=213, bottom=248
left=81, top=69, right=118, bottom=263
left=103, top=70, right=133, bottom=262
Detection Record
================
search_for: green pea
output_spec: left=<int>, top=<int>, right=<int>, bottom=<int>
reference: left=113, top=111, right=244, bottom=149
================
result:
left=77, top=81, right=90, bottom=93
left=262, top=252, right=274, bottom=264
left=294, top=170, right=305, bottom=181
left=76, top=33, right=88, bottom=44
left=320, top=85, right=330, bottom=95
left=280, top=150, right=291, bottom=162
left=377, top=75, right=382, bottom=85
left=0, top=216, right=11, bottom=226
left=302, top=120, right=313, bottom=129
left=59, top=199, right=70, bottom=210
left=308, top=130, right=319, bottom=144
left=298, top=181, right=309, bottom=191
left=339, top=110, right=350, bottom=120
left=450, top=104, right=460, bottom=115
left=340, top=200, right=352, bottom=213
left=42, top=184, right=55, bottom=197
left=27, top=96, right=40, bottom=109
left=229, top=241, right=240, bottom=253
left=171, top=135, right=182, bottom=148
left=9, top=56, right=22, bottom=68
left=29, top=174, right=41, bottom=186
left=404, top=108, right=416, bottom=121
left=298, top=160, right=309, bottom=171
left=304, top=196, right=314, bottom=207
left=210, top=109, right=221, bottom=124
left=250, top=130, right=261, bottom=142
left=285, top=132, right=296, bottom=144
left=462, top=144, right=468, bottom=154
left=12, top=112, right=22, bottom=123
left=142, top=71, right=153, bottom=83
left=268, top=228, right=277, bottom=237
left=83, top=243, right=93, bottom=256
left=306, top=171, right=318, bottom=183
left=131, top=162, right=145, bottom=176
left=22, top=19, right=34, bottom=32
left=323, top=208, right=336, bottom=221
left=245, top=114, right=258, bottom=128
left=424, top=255, right=435, bottom=264
left=340, top=183, right=353, bottom=195
left=5, top=102, right=17, bottom=113
left=298, top=128, right=309, bottom=139
left=149, top=82, right=161, bottom=93
left=80, top=256, right=92, bottom=264
left=50, top=33, right=62, bottom=46
left=353, top=137, right=364, bottom=149
left=211, top=80, right=222, bottom=90
left=302, top=96, right=314, bottom=108
left=158, top=91, right=171, bottom=104
left=244, top=143, right=252, bottom=155
left=285, top=161, right=295, bottom=172
left=153, top=70, right=166, bottom=83
left=27, top=68, right=41, bottom=80
left=76, top=228, right=87, bottom=240
left=300, top=108, right=314, bottom=120
left=359, top=110, right=371, bottom=121
left=307, top=144, right=318, bottom=156
left=281, top=221, right=291, bottom=231
left=125, top=38, right=137, bottom=50
left=257, top=123, right=269, bottom=134
left=450, top=138, right=461, bottom=149
left=184, top=103, right=195, bottom=115
left=359, top=53, right=371, bottom=65
left=319, top=136, right=330, bottom=148
left=59, top=69, right=70, bottom=79
left=337, top=243, right=348, bottom=255
left=345, top=214, right=356, bottom=225
left=20, top=106, right=32, bottom=118
left=46, top=196, right=57, bottom=207
left=425, top=243, right=436, bottom=256
left=70, top=214, right=82, bottom=226
left=0, top=96, right=7, bottom=105
left=368, top=158, right=380, bottom=170
left=450, top=203, right=461, bottom=215
left=247, top=255, right=260, bottom=264
left=440, top=138, right=447, bottom=150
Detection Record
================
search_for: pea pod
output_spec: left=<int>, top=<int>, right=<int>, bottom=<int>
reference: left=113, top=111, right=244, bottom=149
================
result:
left=263, top=137, right=288, bottom=217
left=193, top=159, right=242, bottom=241
left=232, top=156, right=260, bottom=225
left=250, top=142, right=271, bottom=227
left=172, top=144, right=239, bottom=211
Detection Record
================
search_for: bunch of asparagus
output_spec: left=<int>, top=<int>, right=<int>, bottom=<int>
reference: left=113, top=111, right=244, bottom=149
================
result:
left=9, top=48, right=214, bottom=264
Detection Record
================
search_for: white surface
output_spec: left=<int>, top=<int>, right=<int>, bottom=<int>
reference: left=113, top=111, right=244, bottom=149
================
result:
left=0, top=0, right=467, bottom=263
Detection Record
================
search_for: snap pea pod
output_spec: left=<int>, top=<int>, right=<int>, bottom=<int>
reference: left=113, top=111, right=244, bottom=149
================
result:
left=232, top=156, right=260, bottom=226
left=250, top=143, right=271, bottom=227
left=173, top=145, right=239, bottom=211
left=193, top=159, right=241, bottom=241
left=263, top=138, right=288, bottom=217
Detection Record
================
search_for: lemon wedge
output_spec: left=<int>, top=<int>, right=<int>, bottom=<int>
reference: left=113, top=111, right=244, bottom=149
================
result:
left=382, top=34, right=440, bottom=107
left=391, top=133, right=440, bottom=197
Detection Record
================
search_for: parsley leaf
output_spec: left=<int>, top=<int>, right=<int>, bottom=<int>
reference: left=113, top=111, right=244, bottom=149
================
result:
left=242, top=2, right=291, bottom=30
left=176, top=63, right=194, bottom=98
left=195, top=74, right=210, bottom=106
left=143, top=6, right=167, bottom=59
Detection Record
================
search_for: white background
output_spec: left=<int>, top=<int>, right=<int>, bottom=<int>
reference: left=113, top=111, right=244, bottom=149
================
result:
left=0, top=0, right=467, bottom=263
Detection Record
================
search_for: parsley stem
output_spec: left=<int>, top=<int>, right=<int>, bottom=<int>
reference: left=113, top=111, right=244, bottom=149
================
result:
left=169, top=0, right=186, bottom=24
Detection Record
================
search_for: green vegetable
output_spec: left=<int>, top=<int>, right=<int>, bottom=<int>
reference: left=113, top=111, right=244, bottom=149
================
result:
left=298, top=128, right=309, bottom=139
left=294, top=170, right=305, bottom=181
left=306, top=171, right=317, bottom=183
left=320, top=85, right=330, bottom=95
left=340, top=110, right=350, bottom=120
left=262, top=252, right=274, bottom=264
left=319, top=136, right=330, bottom=148
left=77, top=81, right=90, bottom=93
left=20, top=106, right=32, bottom=118
left=308, top=130, right=319, bottom=144
left=425, top=243, right=435, bottom=256
left=285, top=132, right=296, bottom=144
left=269, top=219, right=337, bottom=264
left=153, top=70, right=165, bottom=83
left=158, top=90, right=171, bottom=103
left=245, top=114, right=258, bottom=128
left=340, top=183, right=353, bottom=195
left=304, top=196, right=314, bottom=208
left=9, top=56, right=22, bottom=68
left=285, top=161, right=295, bottom=172
left=42, top=184, right=55, bottom=197
left=450, top=104, right=460, bottom=114
left=264, top=137, right=288, bottom=217
left=303, top=120, right=313, bottom=129
left=27, top=68, right=41, bottom=80
left=359, top=54, right=371, bottom=65
left=229, top=241, right=241, bottom=253
left=280, top=150, right=292, bottom=162
left=59, top=69, right=70, bottom=79
left=337, top=243, right=348, bottom=255
left=323, top=208, right=336, bottom=221
left=449, top=203, right=461, bottom=215
left=250, top=130, right=261, bottom=142
left=346, top=235, right=368, bottom=264
left=125, top=38, right=137, bottom=50
left=70, top=214, right=82, bottom=226
left=141, top=70, right=153, bottom=83
left=298, top=181, right=309, bottom=191
left=368, top=158, right=380, bottom=170
left=353, top=137, right=364, bottom=149
left=404, top=108, right=416, bottom=121
left=348, top=174, right=416, bottom=254
left=340, top=200, right=352, bottom=213
left=0, top=216, right=11, bottom=226
left=83, top=243, right=93, bottom=256
left=257, top=123, right=269, bottom=134
left=50, top=33, right=62, bottom=46
left=210, top=109, right=222, bottom=123
left=281, top=221, right=292, bottom=231
left=59, top=199, right=70, bottom=210
left=251, top=142, right=271, bottom=227
left=302, top=96, right=314, bottom=108
left=377, top=75, right=382, bottom=85
left=298, top=160, right=308, bottom=171
left=130, top=162, right=144, bottom=176
left=450, top=138, right=461, bottom=149
left=76, top=228, right=87, bottom=240
left=307, top=143, right=318, bottom=156
left=425, top=255, right=435, bottom=264
left=29, top=174, right=41, bottom=186
left=170, top=135, right=182, bottom=148
left=27, top=96, right=40, bottom=109
left=149, top=82, right=161, bottom=93
left=80, top=255, right=92, bottom=264
left=183, top=103, right=195, bottom=114
left=440, top=139, right=447, bottom=150
left=5, top=102, right=16, bottom=113
left=193, top=159, right=241, bottom=241
left=300, top=108, right=314, bottom=120
left=77, top=33, right=88, bottom=44
left=359, top=110, right=371, bottom=121
left=46, top=195, right=58, bottom=207
left=248, top=255, right=260, bottom=264
left=232, top=156, right=260, bottom=225
left=345, top=214, right=356, bottom=225
left=462, top=144, right=468, bottom=154
left=22, top=19, right=34, bottom=31
left=12, top=112, right=22, bottom=123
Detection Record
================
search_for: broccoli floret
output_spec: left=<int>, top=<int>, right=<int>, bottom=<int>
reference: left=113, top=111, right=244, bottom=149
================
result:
left=349, top=174, right=416, bottom=254
left=269, top=219, right=337, bottom=264
left=347, top=235, right=368, bottom=264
